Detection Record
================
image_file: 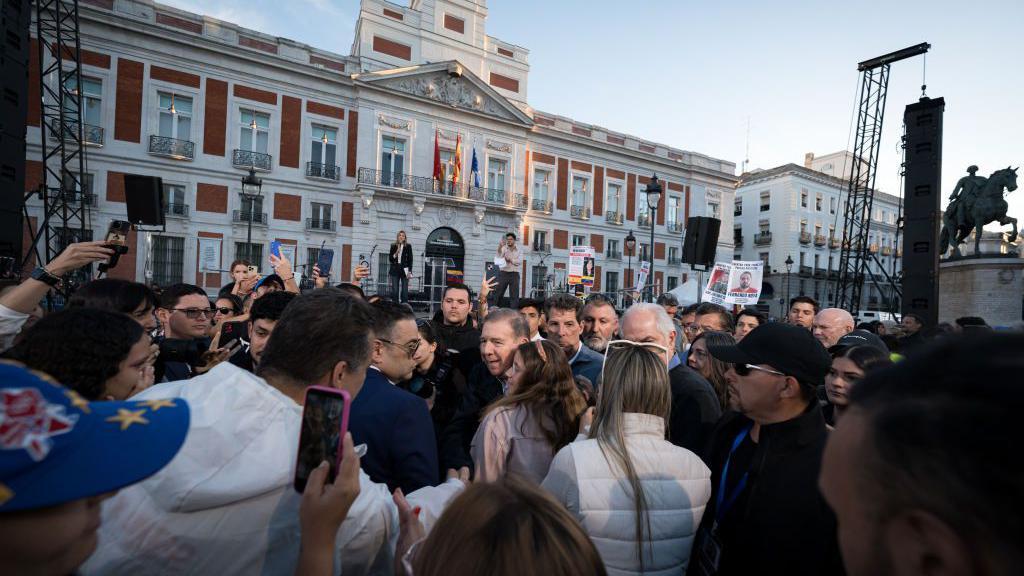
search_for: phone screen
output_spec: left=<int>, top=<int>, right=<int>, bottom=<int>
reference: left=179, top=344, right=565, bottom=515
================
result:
left=105, top=220, right=130, bottom=246
left=293, top=387, right=351, bottom=493
left=316, top=248, right=334, bottom=276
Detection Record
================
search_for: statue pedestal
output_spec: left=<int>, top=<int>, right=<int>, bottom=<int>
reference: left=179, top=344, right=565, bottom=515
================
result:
left=939, top=255, right=1024, bottom=327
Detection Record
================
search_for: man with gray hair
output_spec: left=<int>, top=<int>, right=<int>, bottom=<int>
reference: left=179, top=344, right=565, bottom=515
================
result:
left=812, top=308, right=855, bottom=348
left=619, top=303, right=721, bottom=455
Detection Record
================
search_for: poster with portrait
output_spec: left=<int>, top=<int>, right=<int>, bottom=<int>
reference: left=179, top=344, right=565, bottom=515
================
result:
left=568, top=246, right=594, bottom=286
left=701, top=262, right=732, bottom=305
left=725, top=260, right=764, bottom=305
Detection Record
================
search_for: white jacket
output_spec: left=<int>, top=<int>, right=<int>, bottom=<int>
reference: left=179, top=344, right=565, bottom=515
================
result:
left=82, top=363, right=463, bottom=576
left=541, top=413, right=711, bottom=576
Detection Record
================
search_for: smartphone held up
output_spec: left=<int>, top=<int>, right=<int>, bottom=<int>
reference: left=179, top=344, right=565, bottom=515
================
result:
left=294, top=387, right=352, bottom=493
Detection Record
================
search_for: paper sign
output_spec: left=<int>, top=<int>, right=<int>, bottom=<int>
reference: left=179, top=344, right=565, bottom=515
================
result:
left=568, top=246, right=595, bottom=286
left=702, top=260, right=764, bottom=305
left=198, top=237, right=220, bottom=272
left=635, top=261, right=651, bottom=294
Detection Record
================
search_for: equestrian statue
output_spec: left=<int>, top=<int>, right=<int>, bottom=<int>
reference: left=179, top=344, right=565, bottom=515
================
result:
left=939, top=165, right=1018, bottom=257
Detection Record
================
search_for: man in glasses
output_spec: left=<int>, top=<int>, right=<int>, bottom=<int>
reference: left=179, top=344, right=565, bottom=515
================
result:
left=155, top=283, right=214, bottom=381
left=690, top=322, right=841, bottom=576
left=350, top=300, right=438, bottom=494
left=620, top=303, right=720, bottom=454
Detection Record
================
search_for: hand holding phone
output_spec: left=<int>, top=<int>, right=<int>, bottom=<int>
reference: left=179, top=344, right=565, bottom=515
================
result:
left=294, top=387, right=352, bottom=493
left=316, top=248, right=334, bottom=277
left=270, top=240, right=283, bottom=259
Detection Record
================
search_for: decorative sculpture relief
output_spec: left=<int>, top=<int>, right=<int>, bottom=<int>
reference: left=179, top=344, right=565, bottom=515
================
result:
left=473, top=206, right=486, bottom=236
left=360, top=191, right=374, bottom=224
left=486, top=139, right=511, bottom=153
left=378, top=114, right=412, bottom=131
left=380, top=73, right=517, bottom=122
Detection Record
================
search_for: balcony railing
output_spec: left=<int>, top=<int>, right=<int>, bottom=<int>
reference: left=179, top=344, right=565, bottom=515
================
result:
left=829, top=238, right=841, bottom=249
left=532, top=198, right=553, bottom=213
left=512, top=194, right=527, bottom=209
left=164, top=203, right=189, bottom=217
left=232, top=210, right=268, bottom=225
left=149, top=135, right=195, bottom=160
left=233, top=149, right=272, bottom=171
left=828, top=270, right=839, bottom=280
left=799, top=231, right=812, bottom=244
left=570, top=205, right=590, bottom=220
left=668, top=256, right=683, bottom=265
left=306, top=162, right=340, bottom=181
left=814, top=267, right=826, bottom=278
left=306, top=218, right=337, bottom=231
left=799, top=265, right=812, bottom=277
left=814, top=234, right=827, bottom=246
left=49, top=119, right=104, bottom=146
left=638, top=213, right=652, bottom=228
left=357, top=168, right=514, bottom=207
left=667, top=221, right=684, bottom=233
left=868, top=244, right=879, bottom=254
left=60, top=191, right=97, bottom=206
left=754, top=232, right=772, bottom=245
left=532, top=243, right=552, bottom=253
left=606, top=250, right=622, bottom=260
left=881, top=246, right=893, bottom=256
left=734, top=235, right=744, bottom=246
left=606, top=211, right=624, bottom=225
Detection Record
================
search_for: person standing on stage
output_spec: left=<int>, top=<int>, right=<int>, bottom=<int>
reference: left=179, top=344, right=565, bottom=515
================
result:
left=389, top=230, right=413, bottom=304
left=492, top=233, right=522, bottom=308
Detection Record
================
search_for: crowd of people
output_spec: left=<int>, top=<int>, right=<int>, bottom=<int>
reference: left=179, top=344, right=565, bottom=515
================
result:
left=1, top=239, right=1021, bottom=576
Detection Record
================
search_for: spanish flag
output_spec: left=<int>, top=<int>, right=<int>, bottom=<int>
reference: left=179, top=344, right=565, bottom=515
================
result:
left=452, top=135, right=462, bottom=185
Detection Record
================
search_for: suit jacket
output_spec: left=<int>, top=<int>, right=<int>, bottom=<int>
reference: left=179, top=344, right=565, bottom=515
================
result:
left=440, top=362, right=503, bottom=472
left=349, top=368, right=438, bottom=493
left=388, top=243, right=413, bottom=276
left=570, top=343, right=604, bottom=387
left=667, top=358, right=722, bottom=457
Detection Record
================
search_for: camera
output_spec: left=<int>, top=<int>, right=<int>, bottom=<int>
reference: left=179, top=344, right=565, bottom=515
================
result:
left=158, top=338, right=208, bottom=367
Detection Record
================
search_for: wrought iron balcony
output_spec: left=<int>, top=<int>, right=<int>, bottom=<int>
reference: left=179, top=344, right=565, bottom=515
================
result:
left=532, top=243, right=552, bottom=253
left=306, top=162, right=340, bottom=181
left=734, top=234, right=744, bottom=246
left=512, top=194, right=527, bottom=209
left=814, top=267, right=826, bottom=278
left=570, top=205, right=590, bottom=220
left=233, top=149, right=273, bottom=171
left=149, top=135, right=195, bottom=160
left=754, top=232, right=772, bottom=245
left=638, top=213, right=652, bottom=228
left=306, top=218, right=337, bottom=231
left=799, top=265, right=812, bottom=277
left=799, top=231, right=812, bottom=244
left=667, top=221, right=684, bottom=233
left=814, top=234, right=827, bottom=246
left=232, top=210, right=268, bottom=225
left=59, top=191, right=97, bottom=206
left=164, top=203, right=189, bottom=217
left=357, top=168, right=514, bottom=207
left=881, top=246, right=892, bottom=256
left=49, top=119, right=104, bottom=146
left=668, top=256, right=683, bottom=265
left=606, top=250, right=622, bottom=260
left=829, top=238, right=841, bottom=249
left=532, top=198, right=553, bottom=213
left=606, top=211, right=624, bottom=225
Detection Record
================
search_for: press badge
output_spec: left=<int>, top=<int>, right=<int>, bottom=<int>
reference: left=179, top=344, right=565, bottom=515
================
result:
left=694, top=526, right=722, bottom=576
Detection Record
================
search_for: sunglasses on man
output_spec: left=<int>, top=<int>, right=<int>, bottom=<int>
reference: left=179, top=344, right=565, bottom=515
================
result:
left=732, top=363, right=786, bottom=377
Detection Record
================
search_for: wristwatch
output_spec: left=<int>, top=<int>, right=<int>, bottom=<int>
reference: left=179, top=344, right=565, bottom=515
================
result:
left=31, top=266, right=61, bottom=287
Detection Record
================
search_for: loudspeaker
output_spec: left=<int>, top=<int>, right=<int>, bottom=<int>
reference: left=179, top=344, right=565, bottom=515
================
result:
left=682, top=216, right=721, bottom=270
left=900, top=96, right=945, bottom=328
left=0, top=0, right=31, bottom=261
left=124, top=174, right=165, bottom=226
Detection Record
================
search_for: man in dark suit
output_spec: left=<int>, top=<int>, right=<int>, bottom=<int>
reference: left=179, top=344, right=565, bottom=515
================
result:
left=348, top=300, right=437, bottom=493
left=388, top=230, right=413, bottom=303
left=544, top=293, right=604, bottom=385
left=620, top=303, right=721, bottom=456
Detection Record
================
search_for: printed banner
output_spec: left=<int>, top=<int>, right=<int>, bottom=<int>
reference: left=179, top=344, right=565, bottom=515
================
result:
left=568, top=246, right=595, bottom=287
left=702, top=260, right=764, bottom=305
left=635, top=261, right=651, bottom=294
left=198, top=238, right=221, bottom=272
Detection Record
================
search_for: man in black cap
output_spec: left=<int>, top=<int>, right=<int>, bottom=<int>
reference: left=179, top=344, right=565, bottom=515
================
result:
left=689, top=322, right=843, bottom=576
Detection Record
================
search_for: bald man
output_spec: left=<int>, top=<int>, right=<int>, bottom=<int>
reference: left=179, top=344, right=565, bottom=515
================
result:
left=812, top=308, right=855, bottom=348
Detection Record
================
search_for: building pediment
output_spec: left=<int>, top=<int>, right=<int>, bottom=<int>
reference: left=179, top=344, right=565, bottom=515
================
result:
left=353, top=61, right=533, bottom=127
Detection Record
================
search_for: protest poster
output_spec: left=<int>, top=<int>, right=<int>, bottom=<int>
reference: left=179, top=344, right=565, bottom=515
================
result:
left=702, top=260, right=764, bottom=305
left=568, top=246, right=594, bottom=286
left=635, top=261, right=651, bottom=294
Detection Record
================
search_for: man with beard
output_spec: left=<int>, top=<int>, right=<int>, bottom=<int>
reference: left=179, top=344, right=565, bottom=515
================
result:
left=580, top=294, right=619, bottom=354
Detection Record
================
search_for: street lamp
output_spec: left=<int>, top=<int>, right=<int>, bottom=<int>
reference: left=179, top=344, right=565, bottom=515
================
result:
left=644, top=174, right=662, bottom=302
left=624, top=230, right=636, bottom=306
left=241, top=167, right=263, bottom=264
left=784, top=254, right=794, bottom=319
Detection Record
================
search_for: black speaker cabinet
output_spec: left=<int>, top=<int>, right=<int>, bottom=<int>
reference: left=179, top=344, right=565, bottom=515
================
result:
left=123, top=174, right=164, bottom=226
left=683, top=216, right=721, bottom=270
left=0, top=0, right=31, bottom=260
left=901, top=96, right=944, bottom=328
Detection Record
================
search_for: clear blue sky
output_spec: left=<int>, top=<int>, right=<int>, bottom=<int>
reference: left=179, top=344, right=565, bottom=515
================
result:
left=163, top=0, right=1024, bottom=228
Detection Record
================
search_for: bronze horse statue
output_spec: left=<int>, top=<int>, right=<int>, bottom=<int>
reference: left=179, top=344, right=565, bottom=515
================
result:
left=940, top=166, right=1018, bottom=256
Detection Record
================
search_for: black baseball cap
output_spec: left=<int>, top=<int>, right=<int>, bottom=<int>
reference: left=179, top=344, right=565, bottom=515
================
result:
left=708, top=322, right=831, bottom=387
left=828, top=329, right=889, bottom=355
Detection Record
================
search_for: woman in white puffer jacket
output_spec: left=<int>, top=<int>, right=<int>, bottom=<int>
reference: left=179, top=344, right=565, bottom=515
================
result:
left=542, top=342, right=712, bottom=576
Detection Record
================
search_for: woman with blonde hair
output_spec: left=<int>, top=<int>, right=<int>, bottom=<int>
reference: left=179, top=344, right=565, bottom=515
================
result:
left=471, top=339, right=587, bottom=484
left=543, top=343, right=712, bottom=575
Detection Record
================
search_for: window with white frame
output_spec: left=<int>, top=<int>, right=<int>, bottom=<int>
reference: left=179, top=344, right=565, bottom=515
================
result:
left=759, top=252, right=769, bottom=268
left=607, top=238, right=620, bottom=257
left=487, top=158, right=507, bottom=190
left=815, top=192, right=823, bottom=212
left=440, top=149, right=455, bottom=180
left=667, top=276, right=678, bottom=291
left=829, top=197, right=837, bottom=214
left=64, top=76, right=102, bottom=126
left=639, top=243, right=650, bottom=261
left=667, top=196, right=680, bottom=225
left=760, top=191, right=770, bottom=211
left=532, top=230, right=548, bottom=251
left=571, top=234, right=586, bottom=247
left=668, top=246, right=679, bottom=262
left=311, top=202, right=332, bottom=228
left=158, top=92, right=192, bottom=140
left=531, top=169, right=549, bottom=203
left=734, top=197, right=743, bottom=215
left=162, top=183, right=186, bottom=215
left=606, top=182, right=622, bottom=214
left=571, top=175, right=588, bottom=208
left=801, top=189, right=808, bottom=208
left=381, top=135, right=406, bottom=181
left=606, top=271, right=619, bottom=295
left=707, top=201, right=720, bottom=219
left=151, top=236, right=185, bottom=287
left=310, top=125, right=337, bottom=167
left=240, top=109, right=270, bottom=153
left=800, top=219, right=808, bottom=233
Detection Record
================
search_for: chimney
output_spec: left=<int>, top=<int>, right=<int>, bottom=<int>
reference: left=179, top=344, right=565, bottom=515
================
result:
left=804, top=152, right=815, bottom=168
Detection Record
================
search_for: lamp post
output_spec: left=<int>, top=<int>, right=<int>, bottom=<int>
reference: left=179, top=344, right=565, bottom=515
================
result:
left=241, top=167, right=263, bottom=263
left=625, top=230, right=636, bottom=306
left=644, top=174, right=662, bottom=302
left=784, top=254, right=794, bottom=319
